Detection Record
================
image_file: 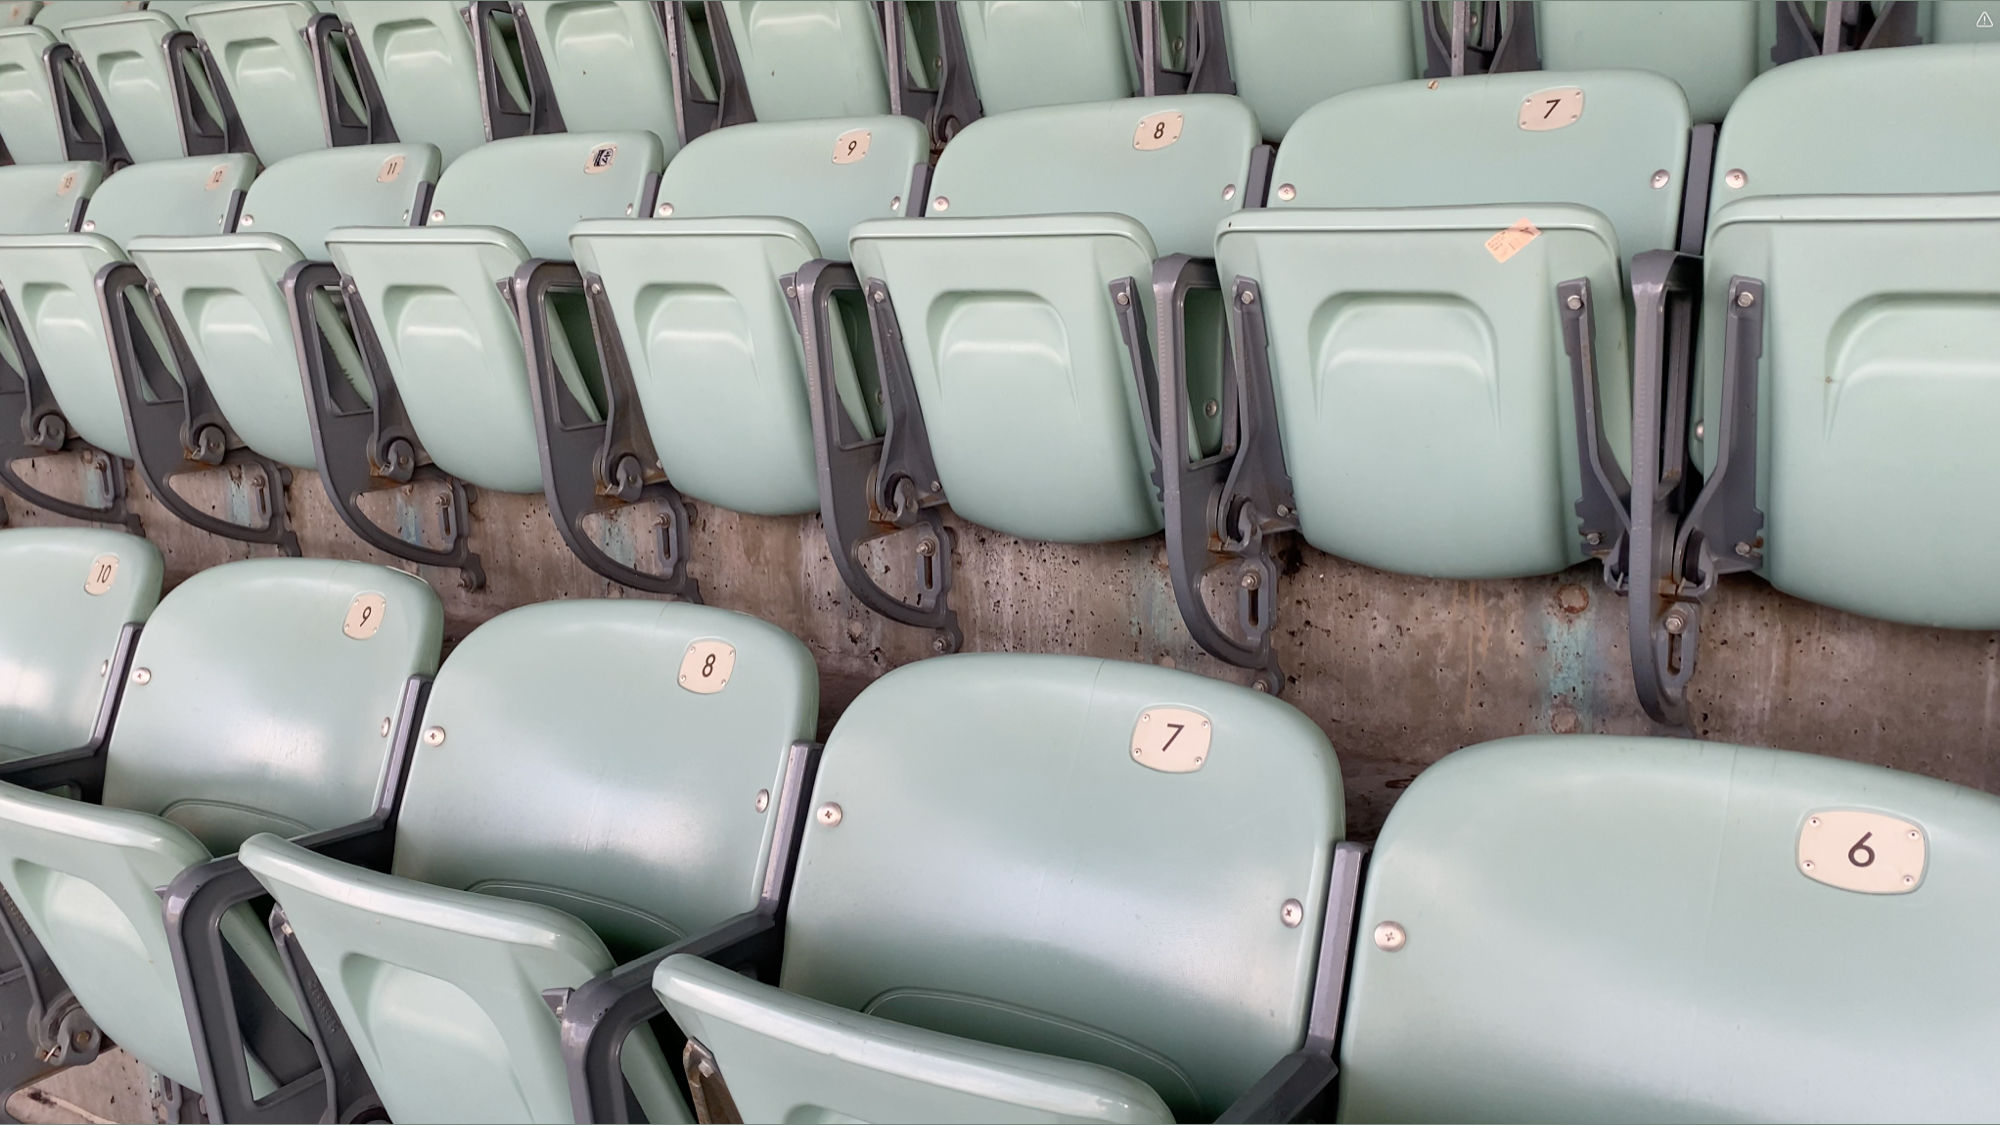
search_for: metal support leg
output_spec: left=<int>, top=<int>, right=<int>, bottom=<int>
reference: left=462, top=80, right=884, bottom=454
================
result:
left=468, top=1, right=532, bottom=140
left=514, top=259, right=702, bottom=600
left=0, top=288, right=141, bottom=531
left=1556, top=277, right=1632, bottom=588
left=916, top=0, right=982, bottom=147
left=99, top=262, right=300, bottom=554
left=792, top=261, right=960, bottom=653
left=283, top=261, right=485, bottom=588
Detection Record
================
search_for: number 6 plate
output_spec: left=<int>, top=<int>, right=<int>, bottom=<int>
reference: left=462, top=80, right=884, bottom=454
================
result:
left=1130, top=707, right=1210, bottom=773
left=1798, top=809, right=1926, bottom=895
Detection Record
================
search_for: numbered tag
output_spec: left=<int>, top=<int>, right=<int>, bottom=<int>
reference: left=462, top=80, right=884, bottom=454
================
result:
left=1484, top=218, right=1540, bottom=263
left=679, top=639, right=736, bottom=694
left=584, top=142, right=618, bottom=174
left=1133, top=111, right=1183, bottom=151
left=343, top=593, right=387, bottom=640
left=1799, top=809, right=1926, bottom=894
left=204, top=164, right=230, bottom=190
left=377, top=154, right=405, bottom=183
left=1130, top=706, right=1210, bottom=773
left=56, top=170, right=77, bottom=196
left=1519, top=86, right=1584, bottom=131
left=832, top=128, right=871, bottom=164
left=83, top=554, right=118, bottom=595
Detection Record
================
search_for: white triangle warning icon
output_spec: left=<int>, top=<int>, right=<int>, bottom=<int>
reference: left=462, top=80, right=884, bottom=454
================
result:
left=1980, top=10, right=1996, bottom=28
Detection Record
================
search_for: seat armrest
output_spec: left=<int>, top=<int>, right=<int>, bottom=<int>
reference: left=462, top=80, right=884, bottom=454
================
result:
left=1216, top=1049, right=1338, bottom=1123
left=0, top=622, right=141, bottom=801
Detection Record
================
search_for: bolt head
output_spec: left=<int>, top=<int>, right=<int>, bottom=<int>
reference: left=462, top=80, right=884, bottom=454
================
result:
left=240, top=214, right=255, bottom=227
left=1565, top=293, right=1584, bottom=311
left=656, top=202, right=674, bottom=217
left=422, top=726, right=446, bottom=746
left=430, top=209, right=445, bottom=222
left=817, top=802, right=843, bottom=827
left=82, top=219, right=95, bottom=232
left=1238, top=289, right=1255, bottom=305
left=1694, top=421, right=1706, bottom=440
left=1663, top=608, right=1689, bottom=635
left=131, top=667, right=151, bottom=685
left=1734, top=540, right=1754, bottom=557
left=1735, top=290, right=1756, bottom=308
left=916, top=538, right=937, bottom=557
left=754, top=789, right=770, bottom=812
left=1203, top=399, right=1218, bottom=417
left=1276, top=183, right=1296, bottom=201
left=1651, top=169, right=1671, bottom=189
left=1585, top=530, right=1602, bottom=546
left=1374, top=921, right=1406, bottom=951
left=1725, top=169, right=1747, bottom=189
left=1115, top=289, right=1130, bottom=306
left=931, top=635, right=948, bottom=653
left=931, top=196, right=949, bottom=212
left=1280, top=899, right=1304, bottom=927
left=1240, top=570, right=1260, bottom=590
left=1221, top=184, right=1236, bottom=200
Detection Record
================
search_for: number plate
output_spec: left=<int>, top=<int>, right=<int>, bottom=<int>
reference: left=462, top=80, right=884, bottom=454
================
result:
left=832, top=128, right=871, bottom=164
left=585, top=142, right=617, bottom=174
left=1519, top=86, right=1584, bottom=131
left=1799, top=809, right=1926, bottom=894
left=204, top=164, right=229, bottom=190
left=377, top=154, right=405, bottom=183
left=83, top=554, right=118, bottom=595
left=343, top=593, right=387, bottom=639
left=679, top=639, right=736, bottom=694
left=57, top=170, right=77, bottom=196
left=1133, top=111, right=1184, bottom=151
left=1130, top=707, right=1210, bottom=773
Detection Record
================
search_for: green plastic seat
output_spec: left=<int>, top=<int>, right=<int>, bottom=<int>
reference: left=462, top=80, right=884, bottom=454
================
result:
left=239, top=599, right=819, bottom=1125
left=0, top=557, right=442, bottom=1094
left=184, top=0, right=363, bottom=163
left=127, top=142, right=440, bottom=471
left=1343, top=733, right=2000, bottom=1121
left=1924, top=0, right=2000, bottom=42
left=1214, top=70, right=1684, bottom=579
left=569, top=115, right=922, bottom=518
left=0, top=4, right=38, bottom=29
left=335, top=0, right=490, bottom=164
left=848, top=93, right=1256, bottom=543
left=1521, top=0, right=1772, bottom=123
left=61, top=6, right=224, bottom=162
left=0, top=527, right=159, bottom=759
left=0, top=22, right=72, bottom=163
left=712, top=0, right=892, bottom=121
left=955, top=0, right=1138, bottom=114
left=325, top=130, right=661, bottom=494
left=0, top=153, right=256, bottom=461
left=0, top=159, right=97, bottom=233
left=513, top=0, right=683, bottom=150
left=1691, top=43, right=2000, bottom=626
left=1211, top=1, right=1425, bottom=139
left=656, top=652, right=1344, bottom=1123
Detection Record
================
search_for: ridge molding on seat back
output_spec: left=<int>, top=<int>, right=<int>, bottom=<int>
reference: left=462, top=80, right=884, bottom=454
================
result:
left=653, top=651, right=1350, bottom=1124
left=1162, top=68, right=1687, bottom=697
left=1342, top=733, right=2000, bottom=1121
left=802, top=93, right=1261, bottom=665
left=1626, top=42, right=2000, bottom=726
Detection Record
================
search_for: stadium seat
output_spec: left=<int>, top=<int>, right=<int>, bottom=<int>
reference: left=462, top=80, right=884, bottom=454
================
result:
left=0, top=0, right=129, bottom=165
left=121, top=142, right=440, bottom=552
left=0, top=153, right=255, bottom=533
left=337, top=0, right=523, bottom=163
left=306, top=130, right=664, bottom=588
left=185, top=0, right=377, bottom=163
left=803, top=93, right=1262, bottom=654
left=535, top=114, right=924, bottom=594
left=955, top=0, right=1140, bottom=113
left=0, top=557, right=441, bottom=1118
left=1487, top=0, right=1773, bottom=123
left=239, top=599, right=819, bottom=1124
left=712, top=0, right=894, bottom=121
left=639, top=652, right=1349, bottom=1123
left=1343, top=733, right=2000, bottom=1120
left=510, top=0, right=685, bottom=147
left=1626, top=42, right=2000, bottom=724
left=1186, top=0, right=1428, bottom=139
left=62, top=3, right=232, bottom=162
left=1923, top=0, right=2000, bottom=42
left=1160, top=70, right=1687, bottom=689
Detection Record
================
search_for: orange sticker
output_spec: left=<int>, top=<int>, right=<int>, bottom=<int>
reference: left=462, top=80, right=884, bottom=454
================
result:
left=1485, top=218, right=1540, bottom=263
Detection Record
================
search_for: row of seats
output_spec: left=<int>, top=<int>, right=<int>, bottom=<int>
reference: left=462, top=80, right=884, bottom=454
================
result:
left=0, top=525, right=1995, bottom=1123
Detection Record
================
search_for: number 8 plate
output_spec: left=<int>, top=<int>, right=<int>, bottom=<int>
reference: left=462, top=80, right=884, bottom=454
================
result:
left=1798, top=809, right=1926, bottom=895
left=679, top=639, right=736, bottom=695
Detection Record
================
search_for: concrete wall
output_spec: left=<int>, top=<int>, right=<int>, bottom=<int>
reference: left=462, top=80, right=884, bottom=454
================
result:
left=6, top=456, right=1999, bottom=840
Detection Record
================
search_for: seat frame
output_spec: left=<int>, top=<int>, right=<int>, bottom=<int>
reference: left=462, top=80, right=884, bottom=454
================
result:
left=0, top=284, right=141, bottom=533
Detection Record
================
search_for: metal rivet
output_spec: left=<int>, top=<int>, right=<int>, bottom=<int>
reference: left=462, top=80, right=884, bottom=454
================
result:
left=1280, top=899, right=1303, bottom=927
left=1903, top=874, right=1915, bottom=885
left=1276, top=183, right=1296, bottom=201
left=1374, top=921, right=1406, bottom=951
left=378, top=717, right=391, bottom=737
left=240, top=213, right=254, bottom=227
left=1736, top=290, right=1756, bottom=308
left=929, top=480, right=940, bottom=491
left=1734, top=540, right=1754, bottom=557
left=1650, top=169, right=1670, bottom=190
left=1694, top=421, right=1705, bottom=440
left=1239, top=289, right=1255, bottom=305
left=97, top=660, right=108, bottom=677
left=430, top=209, right=445, bottom=222
left=656, top=201, right=674, bottom=217
left=932, top=195, right=949, bottom=212
left=624, top=203, right=634, bottom=216
left=1725, top=169, right=1746, bottom=189
left=931, top=635, right=949, bottom=653
left=588, top=281, right=603, bottom=294
left=1252, top=680, right=1271, bottom=692
left=1809, top=815, right=1822, bottom=827
left=1565, top=293, right=1583, bottom=311
left=1585, top=530, right=1602, bottom=546
left=1203, top=399, right=1218, bottom=417
left=890, top=195, right=901, bottom=210
left=400, top=209, right=409, bottom=221
left=817, top=802, right=843, bottom=826
left=1802, top=859, right=1815, bottom=870
left=422, top=726, right=445, bottom=746
left=1115, top=289, right=1130, bottom=306
left=1221, top=183, right=1236, bottom=200
left=784, top=283, right=797, bottom=298
left=1275, top=504, right=1290, bottom=517
left=754, top=789, right=770, bottom=813
left=131, top=667, right=150, bottom=684
left=1909, top=829, right=1920, bottom=839
left=82, top=219, right=95, bottom=231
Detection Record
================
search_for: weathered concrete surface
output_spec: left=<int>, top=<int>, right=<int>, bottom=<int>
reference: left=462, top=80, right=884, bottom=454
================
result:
left=8, top=1049, right=144, bottom=1123
left=6, top=457, right=2000, bottom=845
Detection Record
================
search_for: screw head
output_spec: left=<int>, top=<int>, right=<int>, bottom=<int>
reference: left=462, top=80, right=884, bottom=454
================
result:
left=931, top=195, right=949, bottom=212
left=1565, top=293, right=1584, bottom=311
left=1694, top=421, right=1706, bottom=440
left=1240, top=570, right=1260, bottom=590
left=1221, top=183, right=1236, bottom=200
left=1651, top=169, right=1671, bottom=190
left=430, top=209, right=445, bottom=222
left=1663, top=607, right=1690, bottom=634
left=754, top=789, right=770, bottom=812
left=240, top=213, right=255, bottom=227
left=1276, top=183, right=1296, bottom=201
left=98, top=660, right=108, bottom=677
left=1275, top=504, right=1291, bottom=518
left=1736, top=290, right=1756, bottom=308
left=1115, top=289, right=1130, bottom=306
left=1585, top=530, right=1602, bottom=546
left=1802, top=859, right=1815, bottom=870
left=82, top=219, right=95, bottom=232
left=916, top=537, right=937, bottom=557
left=1239, top=289, right=1255, bottom=305
left=422, top=726, right=446, bottom=746
left=131, top=667, right=151, bottom=685
left=378, top=717, right=392, bottom=737
left=1374, top=921, right=1406, bottom=951
left=655, top=201, right=674, bottom=217
left=931, top=635, right=948, bottom=653
left=624, top=203, right=634, bottom=216
left=1280, top=899, right=1304, bottom=927
left=817, top=802, right=843, bottom=826
left=1734, top=540, right=1755, bottom=557
left=1725, top=169, right=1747, bottom=189
left=1203, top=399, right=1218, bottom=417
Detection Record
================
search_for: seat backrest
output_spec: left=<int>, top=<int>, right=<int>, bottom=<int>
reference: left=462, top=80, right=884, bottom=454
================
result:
left=1219, top=0, right=1421, bottom=139
left=335, top=0, right=488, bottom=163
left=80, top=151, right=256, bottom=246
left=62, top=10, right=201, bottom=162
left=955, top=0, right=1135, bottom=114
left=1273, top=70, right=1689, bottom=269
left=1930, top=0, right=2000, bottom=42
left=0, top=4, right=40, bottom=29
left=1343, top=734, right=2000, bottom=1120
left=514, top=0, right=681, bottom=151
left=0, top=528, right=160, bottom=755
left=652, top=113, right=925, bottom=254
left=99, top=558, right=441, bottom=855
left=714, top=0, right=891, bottom=121
left=426, top=129, right=661, bottom=258
left=1531, top=0, right=1762, bottom=123
left=925, top=92, right=1259, bottom=257
left=236, top=140, right=439, bottom=258
left=1711, top=42, right=2000, bottom=206
left=185, top=0, right=351, bottom=163
left=28, top=0, right=137, bottom=32
left=0, top=160, right=97, bottom=234
left=391, top=600, right=817, bottom=959
left=781, top=653, right=1344, bottom=1121
left=0, top=24, right=65, bottom=163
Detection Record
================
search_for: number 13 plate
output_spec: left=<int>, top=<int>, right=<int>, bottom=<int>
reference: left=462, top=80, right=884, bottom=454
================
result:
left=1798, top=809, right=1926, bottom=895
